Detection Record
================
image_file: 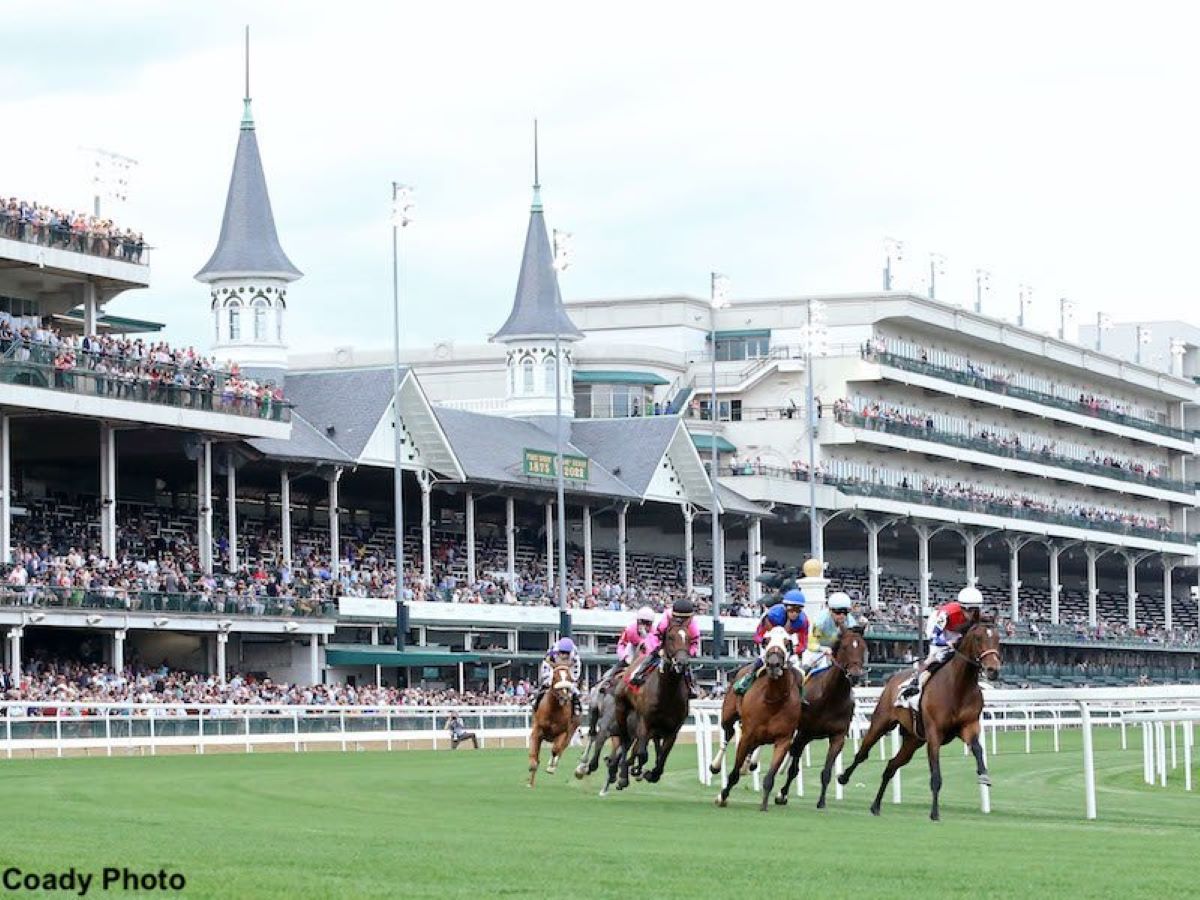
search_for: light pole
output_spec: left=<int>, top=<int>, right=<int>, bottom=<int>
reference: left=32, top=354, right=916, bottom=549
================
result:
left=1136, top=325, right=1153, bottom=366
left=391, top=183, right=414, bottom=650
left=803, top=300, right=828, bottom=561
left=1095, top=312, right=1113, bottom=352
left=974, top=269, right=991, bottom=314
left=928, top=253, right=946, bottom=301
left=1017, top=284, right=1033, bottom=328
left=552, top=228, right=573, bottom=635
left=883, top=238, right=904, bottom=291
left=710, top=273, right=731, bottom=658
left=1058, top=297, right=1074, bottom=341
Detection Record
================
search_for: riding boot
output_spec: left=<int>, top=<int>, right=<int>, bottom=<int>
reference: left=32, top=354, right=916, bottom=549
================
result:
left=629, top=654, right=659, bottom=686
left=683, top=668, right=698, bottom=699
left=733, top=658, right=764, bottom=696
left=530, top=687, right=546, bottom=710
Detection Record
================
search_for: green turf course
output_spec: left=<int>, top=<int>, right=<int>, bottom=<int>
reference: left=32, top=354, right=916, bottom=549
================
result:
left=2, top=727, right=1195, bottom=899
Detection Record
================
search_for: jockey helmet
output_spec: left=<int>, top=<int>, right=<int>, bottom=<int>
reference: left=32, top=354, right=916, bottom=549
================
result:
left=827, top=592, right=853, bottom=611
left=782, top=589, right=806, bottom=607
left=636, top=606, right=656, bottom=623
left=555, top=637, right=577, bottom=654
left=671, top=598, right=695, bottom=618
left=957, top=586, right=984, bottom=607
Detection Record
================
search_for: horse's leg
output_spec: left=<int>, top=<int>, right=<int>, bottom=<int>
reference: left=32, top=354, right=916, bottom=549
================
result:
left=528, top=727, right=541, bottom=788
left=775, top=735, right=811, bottom=805
left=548, top=727, right=572, bottom=775
left=744, top=746, right=760, bottom=775
left=717, top=733, right=753, bottom=806
left=869, top=733, right=921, bottom=816
left=817, top=732, right=847, bottom=810
left=601, top=740, right=623, bottom=797
left=645, top=732, right=677, bottom=784
left=962, top=719, right=990, bottom=785
left=710, top=712, right=737, bottom=775
left=618, top=711, right=639, bottom=790
left=759, top=737, right=792, bottom=812
left=839, top=705, right=897, bottom=785
left=628, top=713, right=648, bottom=781
left=926, top=727, right=944, bottom=821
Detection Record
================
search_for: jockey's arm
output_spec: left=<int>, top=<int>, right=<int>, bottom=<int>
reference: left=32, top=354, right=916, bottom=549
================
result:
left=924, top=609, right=944, bottom=641
left=570, top=653, right=582, bottom=682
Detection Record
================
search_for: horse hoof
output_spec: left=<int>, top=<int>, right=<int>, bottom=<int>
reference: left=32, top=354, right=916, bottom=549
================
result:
left=645, top=771, right=661, bottom=784
left=816, top=800, right=826, bottom=810
left=836, top=773, right=851, bottom=786
left=715, top=795, right=727, bottom=807
left=708, top=763, right=722, bottom=775
left=747, top=762, right=758, bottom=773
left=978, top=774, right=992, bottom=787
left=759, top=804, right=769, bottom=813
left=574, top=768, right=587, bottom=780
left=774, top=795, right=788, bottom=806
left=930, top=813, right=940, bottom=822
left=869, top=804, right=881, bottom=817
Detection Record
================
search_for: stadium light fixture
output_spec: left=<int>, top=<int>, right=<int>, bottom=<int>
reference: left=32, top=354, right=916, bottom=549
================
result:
left=153, top=617, right=170, bottom=628
left=928, top=252, right=946, bottom=301
left=1058, top=297, right=1075, bottom=341
left=1017, top=284, right=1033, bottom=328
left=552, top=229, right=573, bottom=272
left=283, top=621, right=299, bottom=633
left=1095, top=312, right=1114, bottom=352
left=883, top=238, right=904, bottom=291
left=27, top=612, right=45, bottom=625
left=85, top=614, right=103, bottom=626
left=974, top=269, right=991, bottom=314
left=218, top=619, right=234, bottom=632
left=1136, top=325, right=1153, bottom=365
left=81, top=146, right=138, bottom=218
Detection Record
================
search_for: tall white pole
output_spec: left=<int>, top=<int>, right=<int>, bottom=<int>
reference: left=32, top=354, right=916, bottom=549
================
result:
left=391, top=183, right=412, bottom=649
left=709, top=274, right=725, bottom=658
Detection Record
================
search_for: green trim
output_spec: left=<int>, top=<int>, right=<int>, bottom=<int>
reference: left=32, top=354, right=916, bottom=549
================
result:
left=325, top=648, right=481, bottom=667
left=61, top=308, right=165, bottom=334
left=690, top=433, right=737, bottom=453
left=707, top=329, right=771, bottom=341
left=573, top=370, right=669, bottom=386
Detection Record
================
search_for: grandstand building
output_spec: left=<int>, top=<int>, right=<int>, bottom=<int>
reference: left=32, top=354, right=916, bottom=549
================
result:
left=3, top=76, right=1200, bottom=695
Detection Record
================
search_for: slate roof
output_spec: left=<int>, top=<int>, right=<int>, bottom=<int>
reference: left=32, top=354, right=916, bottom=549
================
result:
left=196, top=105, right=302, bottom=282
left=433, top=406, right=638, bottom=499
left=247, top=412, right=353, bottom=465
left=283, top=368, right=399, bottom=460
left=569, top=416, right=680, bottom=495
left=716, top=483, right=771, bottom=518
left=490, top=193, right=583, bottom=342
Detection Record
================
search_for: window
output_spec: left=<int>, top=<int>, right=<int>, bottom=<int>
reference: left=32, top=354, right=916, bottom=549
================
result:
left=574, top=385, right=592, bottom=418
left=521, top=358, right=534, bottom=393
left=276, top=306, right=284, bottom=342
left=543, top=356, right=557, bottom=394
left=214, top=313, right=221, bottom=343
left=253, top=299, right=268, bottom=341
left=714, top=335, right=770, bottom=361
left=508, top=365, right=516, bottom=396
left=228, top=304, right=241, bottom=341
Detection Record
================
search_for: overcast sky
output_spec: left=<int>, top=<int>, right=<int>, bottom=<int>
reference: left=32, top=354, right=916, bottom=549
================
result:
left=4, top=2, right=1198, bottom=360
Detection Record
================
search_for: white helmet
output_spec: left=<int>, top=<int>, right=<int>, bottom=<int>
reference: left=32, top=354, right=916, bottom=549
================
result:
left=957, top=586, right=984, bottom=607
left=636, top=606, right=656, bottom=622
left=827, top=592, right=853, bottom=612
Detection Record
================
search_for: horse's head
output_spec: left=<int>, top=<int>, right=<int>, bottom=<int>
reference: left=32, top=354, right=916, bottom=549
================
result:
left=763, top=627, right=790, bottom=679
left=832, top=626, right=868, bottom=686
left=960, top=619, right=1002, bottom=682
left=550, top=663, right=575, bottom=703
left=662, top=618, right=692, bottom=674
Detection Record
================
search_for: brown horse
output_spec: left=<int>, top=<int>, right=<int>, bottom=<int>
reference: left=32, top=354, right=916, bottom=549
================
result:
left=712, top=628, right=802, bottom=811
left=601, top=621, right=692, bottom=794
left=837, top=621, right=1002, bottom=820
left=528, top=663, right=580, bottom=788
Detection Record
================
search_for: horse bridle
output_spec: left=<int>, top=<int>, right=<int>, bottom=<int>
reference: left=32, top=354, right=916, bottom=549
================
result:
left=957, top=646, right=1001, bottom=669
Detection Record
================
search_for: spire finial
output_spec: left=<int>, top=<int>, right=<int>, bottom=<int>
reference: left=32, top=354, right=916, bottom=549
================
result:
left=531, top=118, right=542, bottom=212
left=241, top=26, right=255, bottom=131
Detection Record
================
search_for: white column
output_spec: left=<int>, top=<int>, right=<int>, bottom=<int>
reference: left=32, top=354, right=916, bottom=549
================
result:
left=280, top=468, right=292, bottom=566
left=99, top=423, right=117, bottom=560
left=82, top=281, right=99, bottom=336
left=748, top=517, right=763, bottom=605
left=9, top=627, right=22, bottom=683
left=198, top=440, right=213, bottom=575
left=1004, top=536, right=1028, bottom=622
left=682, top=504, right=695, bottom=595
left=544, top=500, right=555, bottom=591
left=1125, top=554, right=1138, bottom=630
left=962, top=529, right=980, bottom=587
left=582, top=505, right=593, bottom=592
left=328, top=467, right=343, bottom=576
left=112, top=629, right=126, bottom=674
left=216, top=633, right=228, bottom=686
left=1049, top=543, right=1062, bottom=626
left=1164, top=559, right=1175, bottom=632
left=505, top=496, right=516, bottom=586
left=465, top=492, right=476, bottom=585
left=419, top=471, right=432, bottom=587
left=916, top=525, right=932, bottom=616
left=867, top=521, right=882, bottom=611
left=308, top=634, right=320, bottom=685
left=0, top=411, right=10, bottom=565
left=226, top=452, right=238, bottom=573
left=617, top=503, right=628, bottom=587
left=370, top=625, right=381, bottom=687
left=1086, top=547, right=1099, bottom=628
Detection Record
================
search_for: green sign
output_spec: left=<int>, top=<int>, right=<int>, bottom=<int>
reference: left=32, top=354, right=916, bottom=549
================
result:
left=523, top=448, right=589, bottom=481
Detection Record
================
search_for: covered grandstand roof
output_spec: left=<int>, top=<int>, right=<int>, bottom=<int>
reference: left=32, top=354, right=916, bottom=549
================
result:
left=284, top=368, right=398, bottom=460
left=569, top=416, right=679, bottom=496
left=247, top=412, right=353, bottom=465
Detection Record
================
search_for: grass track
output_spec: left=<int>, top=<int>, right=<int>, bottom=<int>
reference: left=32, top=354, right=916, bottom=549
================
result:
left=2, top=728, right=1196, bottom=899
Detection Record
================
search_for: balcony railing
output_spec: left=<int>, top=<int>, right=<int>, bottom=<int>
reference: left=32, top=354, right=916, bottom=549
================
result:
left=862, top=345, right=1193, bottom=442
left=0, top=340, right=292, bottom=422
left=836, top=409, right=1195, bottom=493
left=0, top=586, right=335, bottom=618
left=718, top=464, right=1189, bottom=543
left=1, top=213, right=149, bottom=265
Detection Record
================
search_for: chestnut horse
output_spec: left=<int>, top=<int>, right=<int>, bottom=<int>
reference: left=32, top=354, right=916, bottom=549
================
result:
left=837, top=621, right=1002, bottom=820
left=600, top=620, right=692, bottom=794
left=712, top=628, right=802, bottom=811
left=775, top=626, right=868, bottom=808
left=528, top=663, right=579, bottom=788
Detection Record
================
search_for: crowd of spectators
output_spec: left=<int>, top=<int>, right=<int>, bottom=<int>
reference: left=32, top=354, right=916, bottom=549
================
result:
left=0, top=318, right=286, bottom=417
left=2, top=195, right=145, bottom=262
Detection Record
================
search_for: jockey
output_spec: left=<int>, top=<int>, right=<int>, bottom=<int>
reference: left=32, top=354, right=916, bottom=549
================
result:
left=628, top=598, right=701, bottom=697
left=532, top=636, right=583, bottom=714
left=800, top=591, right=859, bottom=675
left=598, top=607, right=657, bottom=692
left=733, top=589, right=808, bottom=695
left=897, top=585, right=984, bottom=705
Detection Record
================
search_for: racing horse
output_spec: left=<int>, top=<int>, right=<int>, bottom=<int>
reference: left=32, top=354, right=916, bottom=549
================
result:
left=837, top=620, right=1001, bottom=820
left=573, top=681, right=622, bottom=780
left=528, top=662, right=580, bottom=788
left=600, top=620, right=692, bottom=794
left=775, top=625, right=868, bottom=808
left=711, top=628, right=802, bottom=811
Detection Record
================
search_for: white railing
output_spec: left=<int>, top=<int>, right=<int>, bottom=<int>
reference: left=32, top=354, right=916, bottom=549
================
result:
left=434, top=398, right=508, bottom=413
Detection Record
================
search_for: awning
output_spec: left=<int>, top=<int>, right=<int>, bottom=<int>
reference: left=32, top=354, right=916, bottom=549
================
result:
left=573, top=370, right=670, bottom=386
left=707, top=329, right=770, bottom=341
left=690, top=433, right=737, bottom=453
left=325, top=648, right=481, bottom=667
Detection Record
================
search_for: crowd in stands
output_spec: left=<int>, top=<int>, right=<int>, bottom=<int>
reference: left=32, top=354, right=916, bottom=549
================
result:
left=2, top=195, right=145, bottom=262
left=0, top=318, right=286, bottom=417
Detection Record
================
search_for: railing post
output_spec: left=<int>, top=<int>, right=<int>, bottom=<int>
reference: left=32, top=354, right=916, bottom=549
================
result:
left=1080, top=701, right=1097, bottom=820
left=294, top=712, right=301, bottom=753
left=149, top=714, right=156, bottom=757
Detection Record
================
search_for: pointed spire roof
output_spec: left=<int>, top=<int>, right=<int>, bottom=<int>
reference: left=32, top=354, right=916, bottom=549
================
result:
left=195, top=48, right=301, bottom=284
left=491, top=125, right=582, bottom=343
